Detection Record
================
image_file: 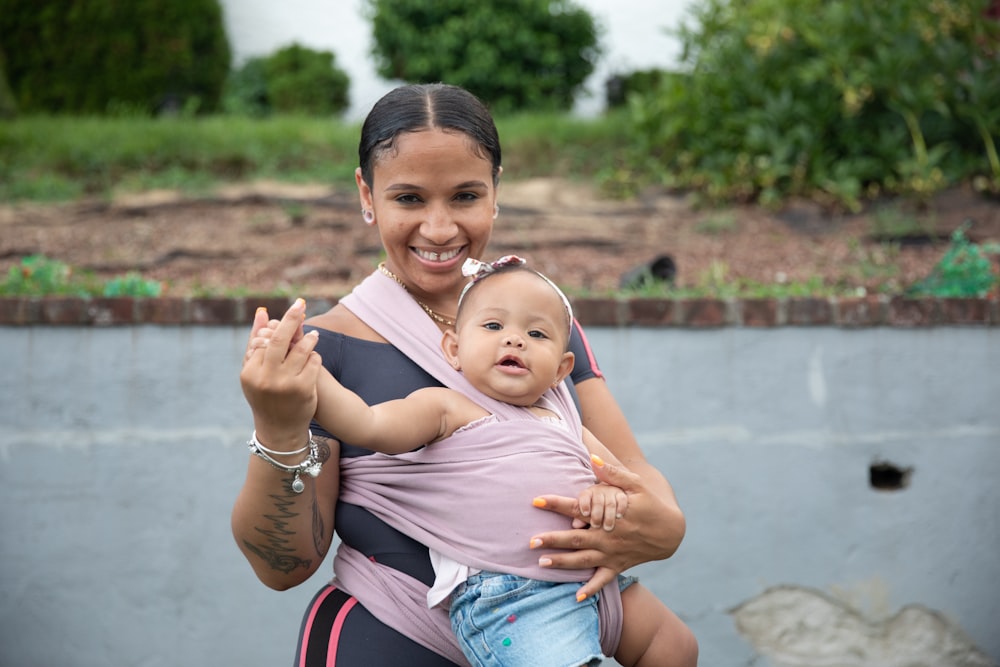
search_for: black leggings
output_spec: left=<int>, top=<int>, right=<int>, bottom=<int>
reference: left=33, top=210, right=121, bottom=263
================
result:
left=293, top=584, right=461, bottom=667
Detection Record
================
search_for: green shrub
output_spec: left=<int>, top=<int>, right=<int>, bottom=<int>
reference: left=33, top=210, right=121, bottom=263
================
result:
left=605, top=68, right=664, bottom=109
left=365, top=0, right=601, bottom=113
left=0, top=0, right=231, bottom=114
left=223, top=44, right=350, bottom=116
left=222, top=57, right=271, bottom=117
left=908, top=224, right=1000, bottom=297
left=263, top=44, right=350, bottom=115
left=626, top=0, right=1000, bottom=210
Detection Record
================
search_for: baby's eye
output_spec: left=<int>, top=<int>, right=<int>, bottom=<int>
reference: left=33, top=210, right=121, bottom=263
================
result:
left=484, top=322, right=502, bottom=331
left=528, top=329, right=547, bottom=339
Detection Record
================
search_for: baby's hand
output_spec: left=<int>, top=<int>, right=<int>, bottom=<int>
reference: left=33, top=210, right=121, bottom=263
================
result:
left=576, top=483, right=629, bottom=532
left=246, top=305, right=306, bottom=357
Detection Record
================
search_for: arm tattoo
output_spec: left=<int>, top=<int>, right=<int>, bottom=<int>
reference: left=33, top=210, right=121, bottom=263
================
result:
left=312, top=436, right=333, bottom=557
left=243, top=476, right=312, bottom=574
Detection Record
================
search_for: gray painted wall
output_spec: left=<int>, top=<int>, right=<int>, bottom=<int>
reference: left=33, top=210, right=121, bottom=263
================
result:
left=1, top=325, right=997, bottom=666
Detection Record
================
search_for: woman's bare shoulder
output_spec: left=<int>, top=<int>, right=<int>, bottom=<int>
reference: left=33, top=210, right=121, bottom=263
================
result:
left=306, top=303, right=387, bottom=343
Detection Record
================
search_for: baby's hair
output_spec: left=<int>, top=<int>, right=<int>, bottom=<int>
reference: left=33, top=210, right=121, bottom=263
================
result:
left=456, top=265, right=574, bottom=346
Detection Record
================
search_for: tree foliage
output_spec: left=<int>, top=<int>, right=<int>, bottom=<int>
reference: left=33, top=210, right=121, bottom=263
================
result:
left=365, top=0, right=601, bottom=112
left=224, top=44, right=350, bottom=116
left=0, top=0, right=231, bottom=114
left=625, top=0, right=1000, bottom=210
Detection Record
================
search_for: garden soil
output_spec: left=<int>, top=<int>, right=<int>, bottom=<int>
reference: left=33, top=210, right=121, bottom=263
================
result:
left=1, top=178, right=998, bottom=298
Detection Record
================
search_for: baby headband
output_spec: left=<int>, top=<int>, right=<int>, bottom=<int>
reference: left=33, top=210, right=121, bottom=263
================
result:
left=460, top=255, right=574, bottom=326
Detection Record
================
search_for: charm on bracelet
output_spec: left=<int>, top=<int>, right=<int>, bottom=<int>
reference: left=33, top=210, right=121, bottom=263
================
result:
left=247, top=430, right=323, bottom=494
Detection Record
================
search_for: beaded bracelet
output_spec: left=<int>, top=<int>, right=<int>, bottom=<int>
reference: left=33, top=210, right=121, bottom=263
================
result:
left=247, top=430, right=322, bottom=493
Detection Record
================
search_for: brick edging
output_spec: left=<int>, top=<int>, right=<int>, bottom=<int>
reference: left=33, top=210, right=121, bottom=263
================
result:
left=0, top=295, right=997, bottom=327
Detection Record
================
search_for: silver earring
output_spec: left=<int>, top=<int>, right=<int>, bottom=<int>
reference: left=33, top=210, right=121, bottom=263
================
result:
left=493, top=204, right=500, bottom=219
left=362, top=209, right=375, bottom=225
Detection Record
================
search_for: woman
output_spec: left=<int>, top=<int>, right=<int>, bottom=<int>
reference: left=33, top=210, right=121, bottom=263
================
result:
left=234, top=83, right=697, bottom=666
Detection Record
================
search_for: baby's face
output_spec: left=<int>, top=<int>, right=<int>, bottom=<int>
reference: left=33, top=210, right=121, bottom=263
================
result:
left=449, top=271, right=573, bottom=406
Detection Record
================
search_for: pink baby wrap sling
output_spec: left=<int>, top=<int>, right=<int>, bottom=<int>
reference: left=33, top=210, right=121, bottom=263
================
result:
left=330, top=269, right=625, bottom=664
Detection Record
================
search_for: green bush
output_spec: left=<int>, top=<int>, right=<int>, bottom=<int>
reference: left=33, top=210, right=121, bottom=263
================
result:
left=908, top=224, right=1000, bottom=297
left=223, top=44, right=350, bottom=116
left=365, top=0, right=601, bottom=113
left=626, top=0, right=1000, bottom=210
left=222, top=57, right=271, bottom=117
left=605, top=68, right=664, bottom=109
left=0, top=0, right=231, bottom=114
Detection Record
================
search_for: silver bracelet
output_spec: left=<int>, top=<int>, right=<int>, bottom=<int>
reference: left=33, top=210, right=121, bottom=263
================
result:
left=250, top=430, right=311, bottom=457
left=247, top=430, right=322, bottom=493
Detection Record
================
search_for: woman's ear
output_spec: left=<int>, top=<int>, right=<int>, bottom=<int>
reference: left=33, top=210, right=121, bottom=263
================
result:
left=356, top=167, right=374, bottom=211
left=441, top=329, right=462, bottom=370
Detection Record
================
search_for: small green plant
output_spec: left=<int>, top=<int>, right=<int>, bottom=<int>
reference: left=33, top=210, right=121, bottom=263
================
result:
left=0, top=255, right=90, bottom=296
left=0, top=255, right=162, bottom=297
left=908, top=223, right=1000, bottom=297
left=102, top=272, right=163, bottom=297
left=282, top=201, right=309, bottom=225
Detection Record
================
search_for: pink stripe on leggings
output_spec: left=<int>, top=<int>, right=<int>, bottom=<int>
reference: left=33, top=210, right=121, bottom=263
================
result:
left=327, top=592, right=358, bottom=667
left=298, top=586, right=335, bottom=667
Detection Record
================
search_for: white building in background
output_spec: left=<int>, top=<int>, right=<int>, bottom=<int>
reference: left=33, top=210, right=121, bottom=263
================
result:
left=218, top=0, right=695, bottom=119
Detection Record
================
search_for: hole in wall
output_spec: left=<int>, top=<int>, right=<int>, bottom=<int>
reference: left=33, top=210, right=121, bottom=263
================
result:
left=869, top=460, right=913, bottom=491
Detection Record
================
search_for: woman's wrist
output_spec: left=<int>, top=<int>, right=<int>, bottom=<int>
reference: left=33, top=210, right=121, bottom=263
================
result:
left=251, top=424, right=313, bottom=454
left=247, top=430, right=323, bottom=494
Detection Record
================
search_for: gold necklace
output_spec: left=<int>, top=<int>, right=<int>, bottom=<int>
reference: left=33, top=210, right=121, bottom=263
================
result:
left=377, top=262, right=456, bottom=327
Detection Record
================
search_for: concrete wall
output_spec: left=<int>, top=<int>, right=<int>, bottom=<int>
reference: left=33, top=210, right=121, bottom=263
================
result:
left=1, top=325, right=997, bottom=666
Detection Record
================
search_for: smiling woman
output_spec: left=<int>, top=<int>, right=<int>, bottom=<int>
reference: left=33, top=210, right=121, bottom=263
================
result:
left=231, top=82, right=697, bottom=666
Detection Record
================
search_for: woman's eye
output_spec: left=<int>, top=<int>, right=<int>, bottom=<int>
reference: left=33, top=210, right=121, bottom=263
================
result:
left=395, top=194, right=421, bottom=204
left=455, top=192, right=479, bottom=202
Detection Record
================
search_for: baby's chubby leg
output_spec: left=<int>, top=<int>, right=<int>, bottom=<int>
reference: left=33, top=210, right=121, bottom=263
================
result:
left=615, top=583, right=698, bottom=667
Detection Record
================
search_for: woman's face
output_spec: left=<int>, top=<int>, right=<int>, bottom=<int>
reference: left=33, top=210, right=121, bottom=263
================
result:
left=356, top=128, right=498, bottom=309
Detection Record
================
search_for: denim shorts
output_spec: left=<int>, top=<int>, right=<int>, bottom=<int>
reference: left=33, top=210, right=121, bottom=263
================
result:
left=449, top=572, right=635, bottom=667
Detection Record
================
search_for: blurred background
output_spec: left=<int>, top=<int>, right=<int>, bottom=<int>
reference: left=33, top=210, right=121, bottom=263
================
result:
left=1, top=2, right=999, bottom=666
left=220, top=0, right=694, bottom=119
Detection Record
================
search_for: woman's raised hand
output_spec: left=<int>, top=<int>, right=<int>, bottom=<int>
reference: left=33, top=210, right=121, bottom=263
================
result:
left=240, top=298, right=322, bottom=450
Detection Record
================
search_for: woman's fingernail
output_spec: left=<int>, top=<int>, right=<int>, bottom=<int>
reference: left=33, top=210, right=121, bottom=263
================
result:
left=256, top=306, right=267, bottom=316
left=591, top=454, right=605, bottom=467
left=538, top=557, right=552, bottom=567
left=532, top=497, right=547, bottom=508
left=529, top=538, right=543, bottom=549
left=293, top=297, right=306, bottom=311
left=576, top=592, right=587, bottom=602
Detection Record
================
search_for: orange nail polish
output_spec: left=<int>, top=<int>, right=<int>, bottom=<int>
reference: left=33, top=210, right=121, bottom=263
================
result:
left=532, top=497, right=547, bottom=508
left=576, top=592, right=587, bottom=602
left=591, top=454, right=605, bottom=467
left=529, top=538, right=543, bottom=549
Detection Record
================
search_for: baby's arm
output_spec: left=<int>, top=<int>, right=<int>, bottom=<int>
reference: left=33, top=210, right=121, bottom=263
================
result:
left=314, top=368, right=458, bottom=454
left=577, top=427, right=630, bottom=531
left=247, top=319, right=483, bottom=454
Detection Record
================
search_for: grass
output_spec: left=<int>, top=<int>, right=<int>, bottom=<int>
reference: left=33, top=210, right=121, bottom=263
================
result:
left=0, top=114, right=361, bottom=200
left=0, top=112, right=633, bottom=202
